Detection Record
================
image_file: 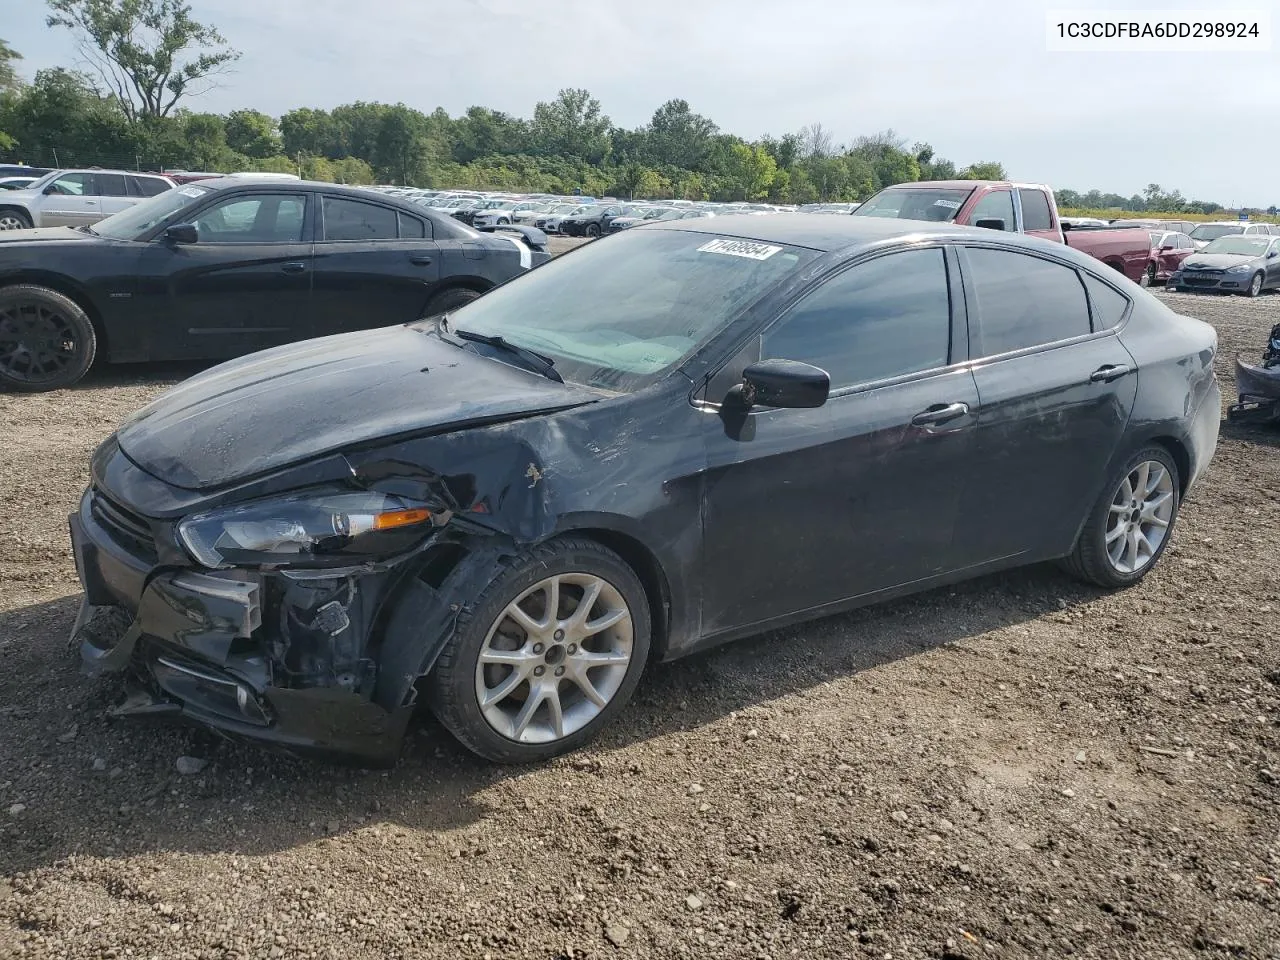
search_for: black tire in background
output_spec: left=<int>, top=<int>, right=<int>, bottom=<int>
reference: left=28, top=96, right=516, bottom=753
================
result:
left=425, top=536, right=652, bottom=764
left=1062, top=445, right=1181, bottom=589
left=0, top=284, right=98, bottom=391
left=586, top=223, right=601, bottom=238
left=420, top=286, right=481, bottom=319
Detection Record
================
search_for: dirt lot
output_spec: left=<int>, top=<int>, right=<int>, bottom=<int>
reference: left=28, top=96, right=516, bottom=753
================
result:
left=1, top=285, right=1277, bottom=960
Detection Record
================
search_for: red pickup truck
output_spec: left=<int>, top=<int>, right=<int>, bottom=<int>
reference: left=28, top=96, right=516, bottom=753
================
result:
left=851, top=180, right=1152, bottom=282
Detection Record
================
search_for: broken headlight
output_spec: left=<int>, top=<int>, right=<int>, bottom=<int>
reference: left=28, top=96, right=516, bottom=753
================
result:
left=177, top=490, right=436, bottom=570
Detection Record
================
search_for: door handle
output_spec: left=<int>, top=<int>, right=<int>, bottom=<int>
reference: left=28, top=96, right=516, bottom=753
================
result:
left=281, top=261, right=308, bottom=274
left=1089, top=364, right=1130, bottom=383
left=85, top=200, right=97, bottom=206
left=910, top=401, right=970, bottom=427
left=409, top=255, right=433, bottom=265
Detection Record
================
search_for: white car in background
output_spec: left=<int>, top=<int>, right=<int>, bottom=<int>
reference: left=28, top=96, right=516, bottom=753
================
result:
left=0, top=168, right=175, bottom=230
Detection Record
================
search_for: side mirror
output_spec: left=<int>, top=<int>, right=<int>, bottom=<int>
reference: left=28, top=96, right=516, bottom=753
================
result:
left=1268, top=250, right=1278, bottom=259
left=43, top=183, right=60, bottom=195
left=974, top=217, right=1006, bottom=231
left=727, top=359, right=830, bottom=410
left=164, top=223, right=198, bottom=244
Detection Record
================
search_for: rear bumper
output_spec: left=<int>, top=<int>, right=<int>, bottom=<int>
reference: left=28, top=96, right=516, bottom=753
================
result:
left=69, top=491, right=413, bottom=765
left=1185, top=374, right=1221, bottom=495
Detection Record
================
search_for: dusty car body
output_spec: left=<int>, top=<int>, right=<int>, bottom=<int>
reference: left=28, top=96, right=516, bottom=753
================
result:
left=1169, top=234, right=1280, bottom=296
left=69, top=215, right=1221, bottom=766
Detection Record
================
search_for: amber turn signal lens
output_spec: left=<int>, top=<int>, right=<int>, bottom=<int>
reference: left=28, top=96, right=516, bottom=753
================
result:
left=371, top=508, right=433, bottom=530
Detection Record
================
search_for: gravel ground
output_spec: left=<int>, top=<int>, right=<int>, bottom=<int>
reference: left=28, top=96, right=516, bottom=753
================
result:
left=1, top=285, right=1277, bottom=960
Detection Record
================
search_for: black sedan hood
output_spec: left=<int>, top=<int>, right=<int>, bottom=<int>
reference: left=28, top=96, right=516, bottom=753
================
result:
left=0, top=226, right=99, bottom=245
left=116, top=325, right=602, bottom=490
left=1182, top=253, right=1260, bottom=270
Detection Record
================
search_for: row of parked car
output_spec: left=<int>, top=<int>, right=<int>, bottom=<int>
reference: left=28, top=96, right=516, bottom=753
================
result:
left=1091, top=216, right=1280, bottom=295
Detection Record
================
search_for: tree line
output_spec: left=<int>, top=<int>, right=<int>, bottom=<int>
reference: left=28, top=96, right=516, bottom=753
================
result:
left=0, top=2, right=1267, bottom=214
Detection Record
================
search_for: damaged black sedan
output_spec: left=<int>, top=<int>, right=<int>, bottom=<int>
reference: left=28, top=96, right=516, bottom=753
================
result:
left=70, top=216, right=1221, bottom=765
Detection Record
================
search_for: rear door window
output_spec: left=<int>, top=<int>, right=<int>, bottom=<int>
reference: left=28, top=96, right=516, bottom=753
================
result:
left=133, top=176, right=171, bottom=197
left=964, top=247, right=1091, bottom=355
left=322, top=196, right=398, bottom=241
left=96, top=173, right=128, bottom=197
left=398, top=212, right=429, bottom=238
left=1082, top=274, right=1131, bottom=330
left=1018, top=189, right=1053, bottom=230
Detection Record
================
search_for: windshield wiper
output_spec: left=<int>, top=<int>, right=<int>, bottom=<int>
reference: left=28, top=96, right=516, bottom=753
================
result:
left=443, top=320, right=564, bottom=384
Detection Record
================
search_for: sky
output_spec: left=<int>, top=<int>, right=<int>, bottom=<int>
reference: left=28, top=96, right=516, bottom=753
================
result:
left=5, top=0, right=1278, bottom=206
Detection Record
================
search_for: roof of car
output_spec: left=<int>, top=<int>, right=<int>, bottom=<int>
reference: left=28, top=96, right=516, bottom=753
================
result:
left=646, top=212, right=1035, bottom=253
left=876, top=179, right=1052, bottom=192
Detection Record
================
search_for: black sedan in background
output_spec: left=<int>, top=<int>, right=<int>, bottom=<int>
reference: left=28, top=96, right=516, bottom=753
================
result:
left=559, top=203, right=625, bottom=237
left=0, top=178, right=548, bottom=390
left=70, top=216, right=1220, bottom=765
left=1169, top=234, right=1280, bottom=297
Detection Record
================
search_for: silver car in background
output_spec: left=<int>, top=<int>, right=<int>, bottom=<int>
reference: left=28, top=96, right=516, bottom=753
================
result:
left=0, top=168, right=175, bottom=230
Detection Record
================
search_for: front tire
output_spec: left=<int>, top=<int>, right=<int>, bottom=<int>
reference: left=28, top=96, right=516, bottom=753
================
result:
left=1140, top=263, right=1156, bottom=287
left=0, top=209, right=32, bottom=231
left=426, top=537, right=651, bottom=763
left=1062, top=445, right=1180, bottom=589
left=0, top=284, right=98, bottom=391
left=586, top=223, right=601, bottom=238
left=1246, top=272, right=1264, bottom=298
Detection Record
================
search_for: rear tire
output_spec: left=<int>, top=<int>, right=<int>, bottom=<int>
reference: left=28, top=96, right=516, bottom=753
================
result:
left=0, top=284, right=98, bottom=391
left=420, top=286, right=482, bottom=319
left=426, top=537, right=651, bottom=764
left=0, top=209, right=32, bottom=231
left=1062, top=445, right=1180, bottom=589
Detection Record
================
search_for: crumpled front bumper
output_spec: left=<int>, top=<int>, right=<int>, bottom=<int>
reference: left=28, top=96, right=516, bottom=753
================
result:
left=69, top=492, right=414, bottom=765
left=1229, top=356, right=1280, bottom=423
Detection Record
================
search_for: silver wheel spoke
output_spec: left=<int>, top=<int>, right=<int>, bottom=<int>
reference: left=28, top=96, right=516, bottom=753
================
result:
left=480, top=647, right=535, bottom=667
left=1134, top=462, right=1150, bottom=498
left=573, top=672, right=608, bottom=708
left=1106, top=523, right=1127, bottom=544
left=545, top=686, right=565, bottom=738
left=584, top=608, right=627, bottom=634
left=566, top=579, right=603, bottom=630
left=512, top=687, right=547, bottom=739
left=573, top=650, right=631, bottom=667
left=505, top=603, right=542, bottom=636
left=481, top=668, right=526, bottom=707
left=1143, top=514, right=1169, bottom=530
left=542, top=575, right=561, bottom=628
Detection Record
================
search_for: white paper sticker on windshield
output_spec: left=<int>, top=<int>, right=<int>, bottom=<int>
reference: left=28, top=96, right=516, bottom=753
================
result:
left=933, top=199, right=961, bottom=209
left=697, top=238, right=782, bottom=261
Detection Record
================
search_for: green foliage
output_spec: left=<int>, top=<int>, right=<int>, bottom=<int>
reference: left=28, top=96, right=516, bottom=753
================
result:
left=45, top=0, right=241, bottom=121
left=957, top=161, right=1006, bottom=180
left=0, top=38, right=22, bottom=93
left=224, top=108, right=279, bottom=158
left=532, top=88, right=611, bottom=163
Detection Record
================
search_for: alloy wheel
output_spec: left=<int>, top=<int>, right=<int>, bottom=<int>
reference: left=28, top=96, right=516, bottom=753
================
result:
left=0, top=300, right=81, bottom=384
left=1105, top=459, right=1175, bottom=574
left=1140, top=264, right=1155, bottom=287
left=474, top=572, right=634, bottom=744
left=1250, top=273, right=1263, bottom=297
left=0, top=214, right=28, bottom=231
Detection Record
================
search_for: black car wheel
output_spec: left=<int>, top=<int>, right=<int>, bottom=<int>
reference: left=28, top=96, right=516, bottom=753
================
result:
left=1246, top=272, right=1264, bottom=298
left=1062, top=445, right=1180, bottom=589
left=1140, top=263, right=1156, bottom=287
left=0, top=209, right=32, bottom=231
left=0, top=284, right=98, bottom=391
left=421, top=286, right=481, bottom=319
left=426, top=537, right=651, bottom=763
left=586, top=223, right=601, bottom=238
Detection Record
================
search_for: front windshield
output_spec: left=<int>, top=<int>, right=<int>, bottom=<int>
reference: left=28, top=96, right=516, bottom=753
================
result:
left=1190, top=224, right=1241, bottom=242
left=23, top=170, right=61, bottom=191
left=427, top=228, right=813, bottom=391
left=852, top=187, right=974, bottom=222
left=90, top=184, right=213, bottom=240
left=1202, top=236, right=1270, bottom=256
